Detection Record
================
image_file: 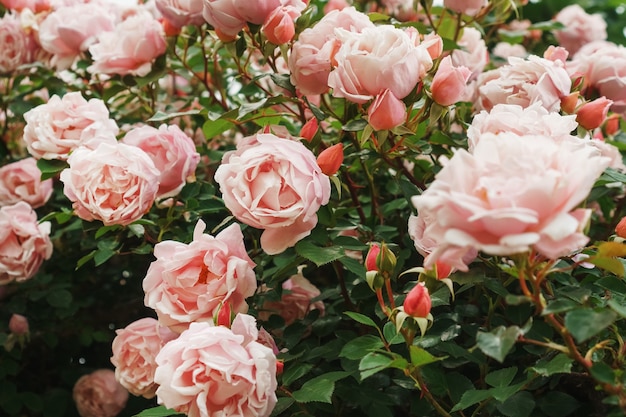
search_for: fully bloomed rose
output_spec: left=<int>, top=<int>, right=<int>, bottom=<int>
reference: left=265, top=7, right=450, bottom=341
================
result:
left=553, top=5, right=607, bottom=55
left=73, top=369, right=128, bottom=417
left=0, top=12, right=38, bottom=74
left=143, top=221, right=257, bottom=331
left=202, top=0, right=247, bottom=38
left=154, top=315, right=277, bottom=417
left=88, top=12, right=166, bottom=77
left=410, top=133, right=610, bottom=270
left=122, top=124, right=200, bottom=200
left=155, top=0, right=205, bottom=28
left=38, top=3, right=116, bottom=69
left=328, top=25, right=433, bottom=103
left=214, top=133, right=331, bottom=255
left=0, top=158, right=53, bottom=208
left=60, top=142, right=160, bottom=226
left=22, top=92, right=118, bottom=160
left=475, top=55, right=572, bottom=113
left=288, top=7, right=374, bottom=96
left=110, top=317, right=178, bottom=398
left=0, top=202, right=52, bottom=285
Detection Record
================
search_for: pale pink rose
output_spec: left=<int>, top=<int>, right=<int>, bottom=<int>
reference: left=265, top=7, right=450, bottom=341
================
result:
left=0, top=158, right=53, bottom=208
left=288, top=6, right=374, bottom=96
left=467, top=102, right=578, bottom=150
left=492, top=42, right=527, bottom=60
left=411, top=133, right=610, bottom=270
left=0, top=0, right=49, bottom=12
left=88, top=12, right=166, bottom=77
left=382, top=0, right=418, bottom=21
left=450, top=27, right=488, bottom=81
left=73, top=369, right=128, bottom=417
left=431, top=56, right=471, bottom=106
left=155, top=0, right=205, bottom=28
left=554, top=5, right=607, bottom=55
left=328, top=25, right=433, bottom=103
left=23, top=92, right=118, bottom=161
left=143, top=221, right=257, bottom=331
left=154, top=317, right=278, bottom=417
left=232, top=0, right=305, bottom=25
left=475, top=55, right=572, bottom=113
left=569, top=41, right=626, bottom=116
left=0, top=12, right=38, bottom=74
left=38, top=3, right=116, bottom=69
left=122, top=124, right=200, bottom=200
left=421, top=32, right=444, bottom=60
left=587, top=137, right=626, bottom=172
left=259, top=271, right=324, bottom=326
left=444, top=0, right=486, bottom=16
left=0, top=202, right=52, bottom=285
left=8, top=313, right=29, bottom=334
left=202, top=0, right=247, bottom=38
left=60, top=142, right=160, bottom=226
left=214, top=133, right=331, bottom=254
left=110, top=317, right=178, bottom=399
left=323, top=0, right=349, bottom=13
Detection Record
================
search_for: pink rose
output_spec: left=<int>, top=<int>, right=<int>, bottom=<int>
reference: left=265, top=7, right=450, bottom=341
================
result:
left=0, top=12, right=38, bottom=74
left=0, top=202, right=52, bottom=285
left=328, top=25, right=433, bottom=103
left=38, top=3, right=116, bottom=69
left=231, top=0, right=305, bottom=25
left=122, top=124, right=200, bottom=200
left=0, top=0, right=49, bottom=12
left=110, top=317, right=178, bottom=398
left=476, top=55, right=572, bottom=113
left=8, top=313, right=29, bottom=335
left=450, top=27, right=488, bottom=81
left=323, top=0, right=349, bottom=13
left=367, top=89, right=407, bottom=131
left=214, top=133, right=331, bottom=254
left=411, top=133, right=610, bottom=270
left=259, top=270, right=325, bottom=326
left=443, top=0, right=486, bottom=16
left=143, top=221, right=257, bottom=331
left=73, top=369, right=128, bottom=417
left=554, top=5, right=607, bottom=55
left=23, top=92, right=119, bottom=161
left=0, top=158, right=53, bottom=208
left=60, top=142, right=160, bottom=226
left=492, top=42, right=527, bottom=60
left=467, top=102, right=578, bottom=150
left=155, top=0, right=205, bottom=28
left=288, top=7, right=374, bottom=96
left=154, top=316, right=278, bottom=417
left=431, top=56, right=471, bottom=106
left=202, top=0, right=247, bottom=38
left=88, top=12, right=166, bottom=77
left=262, top=5, right=299, bottom=45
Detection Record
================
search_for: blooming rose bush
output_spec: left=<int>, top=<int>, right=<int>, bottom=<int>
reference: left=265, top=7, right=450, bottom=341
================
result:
left=2, top=1, right=626, bottom=417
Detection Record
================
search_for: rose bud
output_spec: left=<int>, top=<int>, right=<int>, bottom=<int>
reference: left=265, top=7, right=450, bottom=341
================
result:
left=560, top=91, right=580, bottom=114
left=9, top=314, right=29, bottom=335
left=262, top=6, right=298, bottom=45
left=403, top=282, right=432, bottom=318
left=365, top=243, right=381, bottom=272
left=317, top=143, right=343, bottom=176
left=431, top=56, right=472, bottom=106
left=368, top=89, right=407, bottom=131
left=616, top=216, right=626, bottom=239
left=576, top=97, right=613, bottom=130
left=300, top=117, right=319, bottom=142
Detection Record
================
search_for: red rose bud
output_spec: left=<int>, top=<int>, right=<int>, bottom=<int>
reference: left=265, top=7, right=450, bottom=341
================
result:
left=162, top=18, right=181, bottom=37
left=276, top=360, right=284, bottom=375
left=317, top=143, right=343, bottom=176
left=9, top=314, right=29, bottom=335
left=616, top=216, right=626, bottom=239
left=403, top=283, right=432, bottom=318
left=300, top=117, right=318, bottom=142
left=435, top=260, right=453, bottom=280
left=216, top=302, right=232, bottom=327
left=605, top=114, right=621, bottom=136
left=576, top=97, right=613, bottom=130
left=368, top=89, right=406, bottom=131
left=365, top=243, right=381, bottom=271
left=560, top=91, right=579, bottom=114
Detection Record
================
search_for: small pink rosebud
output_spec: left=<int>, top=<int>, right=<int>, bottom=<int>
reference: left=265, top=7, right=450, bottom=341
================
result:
left=9, top=314, right=29, bottom=335
left=403, top=283, right=432, bottom=318
left=217, top=302, right=232, bottom=327
left=368, top=89, right=406, bottom=131
left=616, top=216, right=626, bottom=239
left=435, top=260, right=453, bottom=280
left=422, top=33, right=443, bottom=60
left=365, top=243, right=381, bottom=272
left=431, top=56, right=472, bottom=106
left=543, top=45, right=569, bottom=63
left=162, top=18, right=181, bottom=37
left=605, top=114, right=621, bottom=136
left=576, top=97, right=613, bottom=131
left=560, top=92, right=580, bottom=114
left=262, top=6, right=298, bottom=45
left=300, top=117, right=318, bottom=142
left=317, top=143, right=343, bottom=176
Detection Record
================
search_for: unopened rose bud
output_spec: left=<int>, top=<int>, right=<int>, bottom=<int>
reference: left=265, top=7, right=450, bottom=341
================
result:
left=605, top=114, right=621, bottom=136
left=403, top=282, right=431, bottom=318
left=9, top=314, right=29, bottom=335
left=368, top=89, right=406, bottom=131
left=431, top=56, right=472, bottom=106
left=616, top=216, right=626, bottom=239
left=377, top=242, right=397, bottom=273
left=560, top=91, right=580, bottom=114
left=365, top=243, right=381, bottom=272
left=216, top=302, right=232, bottom=327
left=262, top=6, right=298, bottom=45
left=317, top=143, right=343, bottom=176
left=435, top=260, right=452, bottom=280
left=576, top=97, right=613, bottom=130
left=162, top=18, right=181, bottom=36
left=422, top=32, right=443, bottom=60
left=300, top=117, right=318, bottom=142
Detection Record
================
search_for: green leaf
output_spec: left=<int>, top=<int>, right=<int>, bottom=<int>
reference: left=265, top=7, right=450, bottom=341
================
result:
left=270, top=397, right=295, bottom=417
left=358, top=352, right=407, bottom=380
left=46, top=289, right=73, bottom=308
left=564, top=309, right=617, bottom=343
left=281, top=363, right=314, bottom=386
left=476, top=326, right=522, bottom=363
left=203, top=118, right=234, bottom=139
left=148, top=109, right=201, bottom=122
left=485, top=367, right=517, bottom=388
left=295, top=240, right=345, bottom=266
left=542, top=299, right=579, bottom=315
left=590, top=361, right=616, bottom=384
left=537, top=391, right=579, bottom=417
left=344, top=311, right=379, bottom=329
left=586, top=256, right=624, bottom=277
left=608, top=299, right=626, bottom=318
left=340, top=335, right=385, bottom=360
left=529, top=353, right=573, bottom=377
left=36, top=159, right=68, bottom=180
left=133, top=406, right=184, bottom=417
left=94, top=247, right=117, bottom=267
left=291, top=371, right=350, bottom=403
left=76, top=250, right=96, bottom=270
left=451, top=389, right=494, bottom=412
left=496, top=391, right=535, bottom=417
left=409, top=345, right=441, bottom=367
left=343, top=118, right=368, bottom=132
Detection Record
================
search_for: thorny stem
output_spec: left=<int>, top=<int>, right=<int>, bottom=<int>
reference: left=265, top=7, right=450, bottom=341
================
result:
left=412, top=368, right=453, bottom=417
